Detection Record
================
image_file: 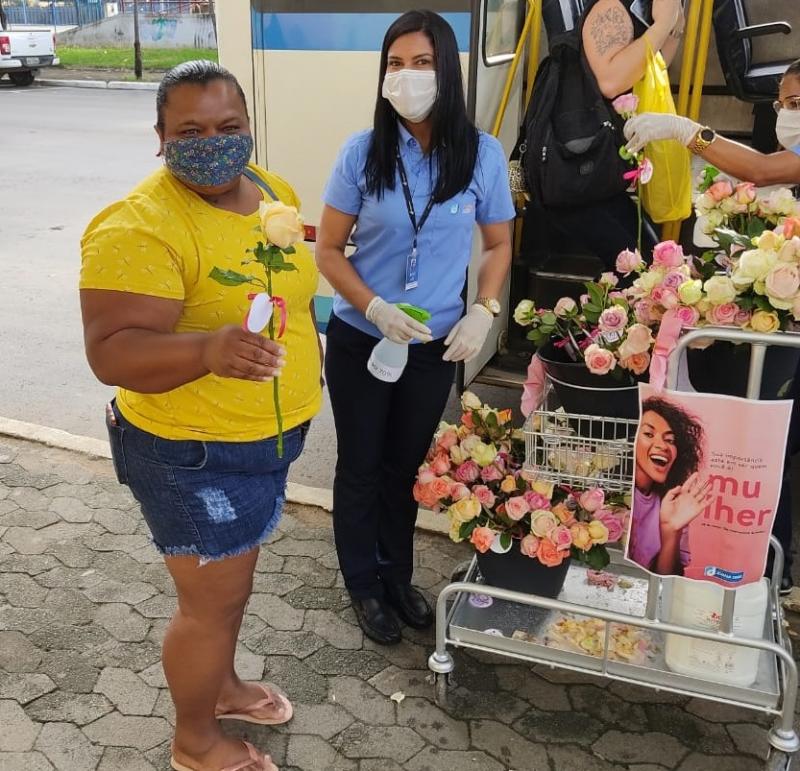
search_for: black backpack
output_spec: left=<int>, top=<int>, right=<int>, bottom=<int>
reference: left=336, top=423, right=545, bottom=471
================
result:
left=517, top=26, right=632, bottom=208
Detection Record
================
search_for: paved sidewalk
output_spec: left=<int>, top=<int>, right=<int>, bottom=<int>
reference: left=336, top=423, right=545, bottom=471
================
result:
left=0, top=435, right=796, bottom=770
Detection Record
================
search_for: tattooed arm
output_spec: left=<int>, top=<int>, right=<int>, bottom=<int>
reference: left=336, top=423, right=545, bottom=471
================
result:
left=583, top=0, right=680, bottom=99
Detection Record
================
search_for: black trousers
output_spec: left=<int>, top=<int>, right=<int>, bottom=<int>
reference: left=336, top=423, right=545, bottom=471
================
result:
left=325, top=315, right=456, bottom=599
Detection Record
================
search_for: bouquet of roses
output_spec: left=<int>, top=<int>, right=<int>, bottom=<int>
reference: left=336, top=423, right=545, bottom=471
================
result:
left=413, top=393, right=628, bottom=569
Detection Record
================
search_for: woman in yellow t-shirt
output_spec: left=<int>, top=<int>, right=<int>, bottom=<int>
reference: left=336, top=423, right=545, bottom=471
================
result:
left=80, top=61, right=322, bottom=771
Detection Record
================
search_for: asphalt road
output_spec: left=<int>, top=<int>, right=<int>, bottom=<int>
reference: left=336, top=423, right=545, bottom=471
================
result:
left=0, top=84, right=517, bottom=490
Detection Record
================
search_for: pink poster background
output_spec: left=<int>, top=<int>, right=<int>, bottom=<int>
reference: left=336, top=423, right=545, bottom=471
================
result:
left=624, top=383, right=792, bottom=587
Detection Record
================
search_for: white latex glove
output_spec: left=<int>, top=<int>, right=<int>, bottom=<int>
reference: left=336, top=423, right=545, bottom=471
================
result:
left=365, top=296, right=433, bottom=344
left=442, top=304, right=494, bottom=363
left=624, top=113, right=701, bottom=154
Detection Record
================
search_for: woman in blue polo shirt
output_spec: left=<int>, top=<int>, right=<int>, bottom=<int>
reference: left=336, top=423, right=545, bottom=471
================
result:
left=316, top=10, right=514, bottom=645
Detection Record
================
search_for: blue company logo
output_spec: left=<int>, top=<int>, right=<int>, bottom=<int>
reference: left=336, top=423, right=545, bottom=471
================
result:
left=703, top=566, right=745, bottom=583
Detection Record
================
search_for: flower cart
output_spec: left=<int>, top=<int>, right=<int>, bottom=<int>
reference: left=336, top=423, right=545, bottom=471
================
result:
left=427, top=327, right=800, bottom=771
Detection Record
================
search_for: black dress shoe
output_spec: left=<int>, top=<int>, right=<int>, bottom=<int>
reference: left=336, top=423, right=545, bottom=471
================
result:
left=384, top=583, right=434, bottom=629
left=780, top=576, right=793, bottom=596
left=351, top=596, right=401, bottom=645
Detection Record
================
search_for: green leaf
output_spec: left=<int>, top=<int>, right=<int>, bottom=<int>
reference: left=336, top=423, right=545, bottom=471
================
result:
left=499, top=532, right=512, bottom=551
left=283, top=246, right=296, bottom=255
left=573, top=544, right=610, bottom=570
left=271, top=264, right=299, bottom=273
left=208, top=267, right=255, bottom=286
left=587, top=283, right=606, bottom=307
left=459, top=520, right=478, bottom=540
left=541, top=312, right=557, bottom=326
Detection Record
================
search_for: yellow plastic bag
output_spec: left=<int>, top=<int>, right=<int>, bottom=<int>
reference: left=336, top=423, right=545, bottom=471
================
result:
left=633, top=44, right=692, bottom=224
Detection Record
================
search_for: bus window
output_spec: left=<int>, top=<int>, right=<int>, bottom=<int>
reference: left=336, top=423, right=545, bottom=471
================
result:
left=484, top=0, right=523, bottom=66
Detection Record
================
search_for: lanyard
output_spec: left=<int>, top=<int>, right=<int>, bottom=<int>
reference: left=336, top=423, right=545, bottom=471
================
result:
left=396, top=147, right=435, bottom=256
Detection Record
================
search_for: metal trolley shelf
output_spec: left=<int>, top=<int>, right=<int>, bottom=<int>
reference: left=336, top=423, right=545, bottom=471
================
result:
left=428, top=328, right=800, bottom=770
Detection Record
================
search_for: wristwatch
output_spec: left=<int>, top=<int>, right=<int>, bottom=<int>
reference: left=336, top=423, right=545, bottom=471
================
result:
left=475, top=297, right=501, bottom=317
left=689, top=127, right=716, bottom=155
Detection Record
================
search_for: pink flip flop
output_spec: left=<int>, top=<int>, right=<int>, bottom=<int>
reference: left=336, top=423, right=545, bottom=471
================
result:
left=170, top=740, right=277, bottom=771
left=215, top=682, right=294, bottom=726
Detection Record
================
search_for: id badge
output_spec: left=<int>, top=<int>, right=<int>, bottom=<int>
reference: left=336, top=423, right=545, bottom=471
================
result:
left=405, top=248, right=419, bottom=291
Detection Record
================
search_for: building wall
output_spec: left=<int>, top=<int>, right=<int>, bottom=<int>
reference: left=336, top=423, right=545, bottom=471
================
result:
left=56, top=12, right=217, bottom=48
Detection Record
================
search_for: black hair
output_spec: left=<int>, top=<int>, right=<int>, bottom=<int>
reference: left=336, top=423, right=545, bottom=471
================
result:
left=156, top=60, right=248, bottom=131
left=784, top=59, right=800, bottom=80
left=641, top=397, right=705, bottom=494
left=365, top=10, right=479, bottom=203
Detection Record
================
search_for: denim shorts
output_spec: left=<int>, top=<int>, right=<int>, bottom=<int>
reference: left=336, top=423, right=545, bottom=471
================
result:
left=106, top=401, right=308, bottom=562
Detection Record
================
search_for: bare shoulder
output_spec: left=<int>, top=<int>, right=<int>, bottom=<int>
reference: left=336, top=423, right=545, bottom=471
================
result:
left=583, top=0, right=634, bottom=59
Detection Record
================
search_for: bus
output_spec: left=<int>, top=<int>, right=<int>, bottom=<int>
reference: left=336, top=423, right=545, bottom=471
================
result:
left=215, top=0, right=800, bottom=390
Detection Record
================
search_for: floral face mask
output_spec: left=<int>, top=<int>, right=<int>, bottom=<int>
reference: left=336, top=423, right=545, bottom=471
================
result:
left=163, top=133, right=254, bottom=188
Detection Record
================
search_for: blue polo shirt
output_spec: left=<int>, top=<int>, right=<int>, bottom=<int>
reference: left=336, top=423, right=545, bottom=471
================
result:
left=322, top=124, right=515, bottom=340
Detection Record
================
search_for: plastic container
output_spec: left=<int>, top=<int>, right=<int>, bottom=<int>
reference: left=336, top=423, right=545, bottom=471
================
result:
left=664, top=577, right=769, bottom=687
left=367, top=338, right=409, bottom=383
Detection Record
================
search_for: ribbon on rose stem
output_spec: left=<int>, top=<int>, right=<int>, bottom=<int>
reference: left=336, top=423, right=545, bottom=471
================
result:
left=648, top=309, right=683, bottom=391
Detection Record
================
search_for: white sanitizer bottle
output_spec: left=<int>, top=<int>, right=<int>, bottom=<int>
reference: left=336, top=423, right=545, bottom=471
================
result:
left=367, top=338, right=409, bottom=383
left=366, top=303, right=431, bottom=383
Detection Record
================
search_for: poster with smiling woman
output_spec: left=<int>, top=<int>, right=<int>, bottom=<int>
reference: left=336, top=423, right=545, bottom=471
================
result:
left=625, top=383, right=792, bottom=586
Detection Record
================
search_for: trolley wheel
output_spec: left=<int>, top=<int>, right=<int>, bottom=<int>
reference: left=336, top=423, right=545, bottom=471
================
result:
left=766, top=748, right=794, bottom=771
left=450, top=560, right=472, bottom=583
left=433, top=672, right=451, bottom=707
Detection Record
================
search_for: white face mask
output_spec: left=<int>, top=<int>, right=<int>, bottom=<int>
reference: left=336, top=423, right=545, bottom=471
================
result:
left=382, top=69, right=437, bottom=124
left=776, top=108, right=800, bottom=152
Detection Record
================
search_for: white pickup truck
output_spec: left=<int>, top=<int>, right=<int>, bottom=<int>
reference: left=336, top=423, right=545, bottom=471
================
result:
left=0, top=27, right=59, bottom=86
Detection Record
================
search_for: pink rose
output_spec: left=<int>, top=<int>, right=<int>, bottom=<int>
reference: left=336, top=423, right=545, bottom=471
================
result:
left=454, top=460, right=480, bottom=484
left=524, top=491, right=550, bottom=510
left=580, top=293, right=591, bottom=306
left=706, top=302, right=739, bottom=325
left=430, top=452, right=451, bottom=476
left=612, top=92, right=639, bottom=116
left=609, top=291, right=627, bottom=302
left=734, top=181, right=756, bottom=205
left=765, top=263, right=800, bottom=300
left=505, top=496, right=531, bottom=521
left=735, top=309, right=752, bottom=327
left=579, top=487, right=605, bottom=512
left=473, top=485, right=496, bottom=509
left=430, top=477, right=453, bottom=500
left=616, top=249, right=642, bottom=275
left=598, top=306, right=628, bottom=335
left=521, top=353, right=546, bottom=418
left=470, top=526, right=495, bottom=554
left=584, top=343, right=616, bottom=376
left=674, top=305, right=700, bottom=327
left=554, top=297, right=577, bottom=317
left=707, top=179, right=735, bottom=202
left=650, top=286, right=679, bottom=309
left=599, top=272, right=619, bottom=287
left=652, top=241, right=685, bottom=269
left=418, top=468, right=436, bottom=485
left=596, top=509, right=625, bottom=544
left=633, top=299, right=653, bottom=324
left=662, top=270, right=688, bottom=291
left=793, top=295, right=800, bottom=321
left=449, top=482, right=471, bottom=501
left=520, top=534, right=541, bottom=558
left=551, top=524, right=573, bottom=551
left=436, top=430, right=458, bottom=452
left=480, top=463, right=504, bottom=483
left=618, top=324, right=653, bottom=359
left=620, top=351, right=650, bottom=375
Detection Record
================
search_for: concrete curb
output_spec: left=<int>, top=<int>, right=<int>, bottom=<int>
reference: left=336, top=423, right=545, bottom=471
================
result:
left=38, top=78, right=159, bottom=91
left=0, top=417, right=448, bottom=536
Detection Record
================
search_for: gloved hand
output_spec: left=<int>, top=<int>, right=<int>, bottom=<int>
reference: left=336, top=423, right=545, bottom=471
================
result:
left=624, top=113, right=701, bottom=154
left=365, top=296, right=433, bottom=344
left=443, top=304, right=494, bottom=363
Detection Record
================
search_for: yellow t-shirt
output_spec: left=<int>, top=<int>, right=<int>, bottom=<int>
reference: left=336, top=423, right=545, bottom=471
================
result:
left=80, top=164, right=322, bottom=442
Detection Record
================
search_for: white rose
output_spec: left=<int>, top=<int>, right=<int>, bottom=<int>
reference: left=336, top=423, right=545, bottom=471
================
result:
left=701, top=209, right=725, bottom=235
left=733, top=249, right=777, bottom=288
left=460, top=391, right=482, bottom=411
left=703, top=275, right=737, bottom=305
left=764, top=188, right=797, bottom=218
left=259, top=200, right=305, bottom=249
left=513, top=300, right=535, bottom=326
left=694, top=192, right=716, bottom=217
left=634, top=267, right=666, bottom=295
left=778, top=237, right=800, bottom=263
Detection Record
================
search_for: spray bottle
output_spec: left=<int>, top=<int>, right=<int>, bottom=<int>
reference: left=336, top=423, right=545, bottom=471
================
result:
left=367, top=303, right=431, bottom=383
